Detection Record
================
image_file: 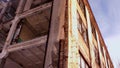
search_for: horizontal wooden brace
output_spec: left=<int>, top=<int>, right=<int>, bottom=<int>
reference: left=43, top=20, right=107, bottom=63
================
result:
left=23, top=0, right=33, bottom=11
left=7, top=35, right=47, bottom=52
left=19, top=2, right=52, bottom=18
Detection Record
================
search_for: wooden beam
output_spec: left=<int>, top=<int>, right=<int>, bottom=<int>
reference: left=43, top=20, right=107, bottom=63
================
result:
left=3, top=17, right=20, bottom=50
left=19, top=2, right=52, bottom=18
left=7, top=35, right=47, bottom=52
left=44, top=0, right=66, bottom=68
left=0, top=16, right=20, bottom=59
left=0, top=2, right=52, bottom=31
left=23, top=0, right=33, bottom=11
left=16, top=0, right=26, bottom=14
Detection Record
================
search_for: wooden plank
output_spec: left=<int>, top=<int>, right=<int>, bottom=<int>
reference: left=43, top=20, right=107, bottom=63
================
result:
left=44, top=0, right=66, bottom=68
left=29, top=48, right=44, bottom=61
left=0, top=16, right=20, bottom=67
left=23, top=0, right=33, bottom=11
left=16, top=0, right=26, bottom=14
left=17, top=51, right=37, bottom=68
left=0, top=16, right=20, bottom=59
left=3, top=17, right=20, bottom=50
left=21, top=49, right=40, bottom=64
left=10, top=50, right=43, bottom=68
left=29, top=49, right=44, bottom=67
left=20, top=50, right=39, bottom=68
left=29, top=46, right=45, bottom=67
left=7, top=35, right=47, bottom=52
left=9, top=51, right=31, bottom=67
left=19, top=2, right=52, bottom=18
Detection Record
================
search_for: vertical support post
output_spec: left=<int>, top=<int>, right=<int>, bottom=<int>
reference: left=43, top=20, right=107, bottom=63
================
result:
left=85, top=6, right=95, bottom=68
left=23, top=0, right=33, bottom=11
left=3, top=17, right=20, bottom=50
left=0, top=17, right=20, bottom=68
left=44, top=0, right=66, bottom=68
left=0, top=11, right=21, bottom=67
left=0, top=16, right=20, bottom=60
left=16, top=0, right=26, bottom=14
left=67, top=0, right=80, bottom=68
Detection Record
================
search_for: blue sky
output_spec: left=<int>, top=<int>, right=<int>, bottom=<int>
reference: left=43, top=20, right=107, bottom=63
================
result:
left=89, top=0, right=120, bottom=68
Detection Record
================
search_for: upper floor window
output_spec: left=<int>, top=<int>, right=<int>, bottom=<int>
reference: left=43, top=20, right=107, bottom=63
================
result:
left=77, top=0, right=86, bottom=16
left=77, top=11, right=89, bottom=46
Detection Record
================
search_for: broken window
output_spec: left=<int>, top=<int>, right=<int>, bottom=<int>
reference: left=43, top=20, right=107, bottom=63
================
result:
left=77, top=0, right=86, bottom=16
left=91, top=23, right=97, bottom=41
left=77, top=11, right=89, bottom=46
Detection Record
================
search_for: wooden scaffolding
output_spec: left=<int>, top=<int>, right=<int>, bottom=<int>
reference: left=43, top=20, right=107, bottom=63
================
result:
left=0, top=0, right=113, bottom=68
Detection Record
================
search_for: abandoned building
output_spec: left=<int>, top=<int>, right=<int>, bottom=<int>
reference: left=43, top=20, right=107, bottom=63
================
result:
left=0, top=0, right=113, bottom=68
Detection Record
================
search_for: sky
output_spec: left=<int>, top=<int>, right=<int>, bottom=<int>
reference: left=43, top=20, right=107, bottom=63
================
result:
left=89, top=0, right=120, bottom=68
